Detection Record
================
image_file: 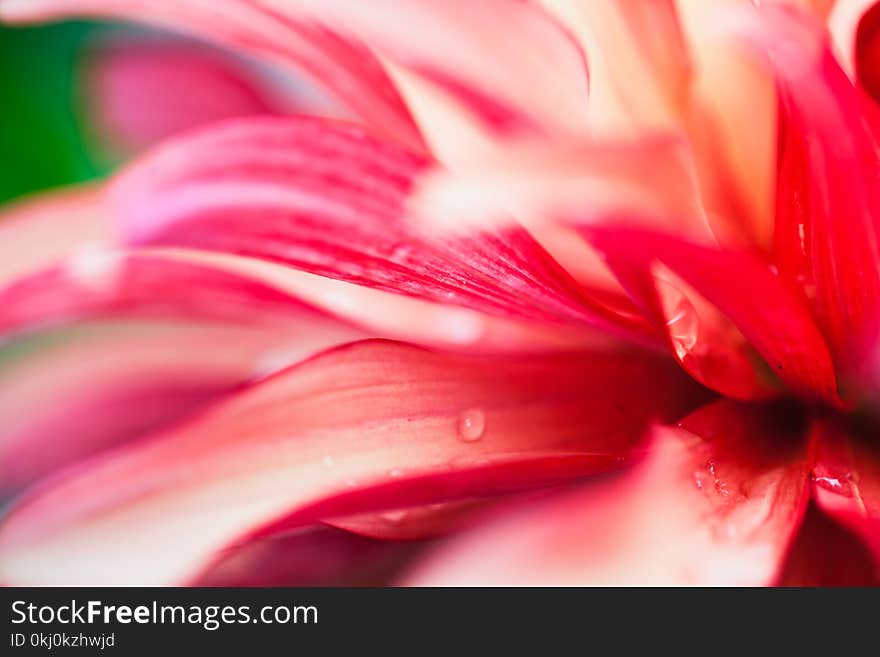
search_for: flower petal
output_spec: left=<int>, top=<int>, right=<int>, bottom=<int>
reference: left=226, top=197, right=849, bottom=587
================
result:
left=0, top=0, right=424, bottom=148
left=809, top=417, right=880, bottom=562
left=84, top=37, right=286, bottom=156
left=676, top=0, right=779, bottom=247
left=405, top=400, right=811, bottom=586
left=1, top=0, right=592, bottom=139
left=583, top=227, right=840, bottom=403
left=738, top=6, right=880, bottom=374
left=0, top=186, right=108, bottom=287
left=0, top=321, right=333, bottom=493
left=108, top=116, right=656, bottom=342
left=324, top=499, right=482, bottom=541
left=0, top=339, right=701, bottom=584
left=829, top=0, right=877, bottom=79
left=194, top=525, right=429, bottom=586
left=410, top=135, right=708, bottom=239
left=255, top=0, right=592, bottom=137
left=0, top=251, right=355, bottom=340
left=540, top=0, right=690, bottom=135
left=776, top=504, right=879, bottom=586
left=145, top=249, right=615, bottom=353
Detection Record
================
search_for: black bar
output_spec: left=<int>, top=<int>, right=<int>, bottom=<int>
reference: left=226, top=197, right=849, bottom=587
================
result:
left=0, top=587, right=874, bottom=653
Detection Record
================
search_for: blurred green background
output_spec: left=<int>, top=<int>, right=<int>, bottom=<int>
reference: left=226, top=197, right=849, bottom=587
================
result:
left=0, top=22, right=108, bottom=204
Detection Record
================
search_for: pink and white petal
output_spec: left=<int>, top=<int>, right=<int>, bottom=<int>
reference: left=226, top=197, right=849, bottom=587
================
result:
left=84, top=37, right=285, bottom=156
left=0, top=185, right=109, bottom=286
left=406, top=400, right=811, bottom=586
left=674, top=0, right=779, bottom=248
left=108, top=116, right=656, bottom=342
left=0, top=340, right=702, bottom=585
left=150, top=248, right=616, bottom=353
left=0, top=0, right=424, bottom=148
left=194, top=525, right=431, bottom=586
left=379, top=60, right=499, bottom=168
left=0, top=251, right=359, bottom=340
left=253, top=0, right=591, bottom=137
left=540, top=0, right=690, bottom=135
left=0, top=321, right=335, bottom=492
left=411, top=135, right=709, bottom=240
left=583, top=227, right=840, bottom=403
left=1, top=0, right=592, bottom=140
left=809, top=418, right=880, bottom=562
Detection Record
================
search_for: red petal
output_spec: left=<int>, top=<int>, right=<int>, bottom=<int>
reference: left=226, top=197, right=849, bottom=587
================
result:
left=854, top=1, right=880, bottom=101
left=84, top=38, right=284, bottom=156
left=583, top=227, right=840, bottom=403
left=828, top=0, right=877, bottom=81
left=0, top=340, right=700, bottom=584
left=743, top=7, right=880, bottom=374
left=809, top=417, right=880, bottom=562
left=776, top=504, right=880, bottom=586
left=108, top=116, right=656, bottom=342
left=325, top=499, right=483, bottom=541
left=194, top=525, right=428, bottom=587
left=406, top=400, right=811, bottom=586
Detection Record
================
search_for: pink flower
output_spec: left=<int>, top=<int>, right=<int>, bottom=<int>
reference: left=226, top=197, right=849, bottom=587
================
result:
left=1, top=0, right=880, bottom=586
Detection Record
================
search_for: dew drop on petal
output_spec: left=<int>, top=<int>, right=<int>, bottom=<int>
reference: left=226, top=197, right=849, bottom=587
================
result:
left=388, top=468, right=403, bottom=479
left=812, top=472, right=857, bottom=500
left=666, top=300, right=698, bottom=358
left=656, top=276, right=699, bottom=359
left=457, top=408, right=486, bottom=442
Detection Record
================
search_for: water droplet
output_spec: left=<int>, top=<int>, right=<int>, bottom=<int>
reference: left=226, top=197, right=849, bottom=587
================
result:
left=812, top=473, right=855, bottom=498
left=322, top=455, right=335, bottom=468
left=457, top=408, right=486, bottom=442
left=388, top=468, right=403, bottom=478
left=658, top=282, right=699, bottom=359
left=815, top=475, right=844, bottom=492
